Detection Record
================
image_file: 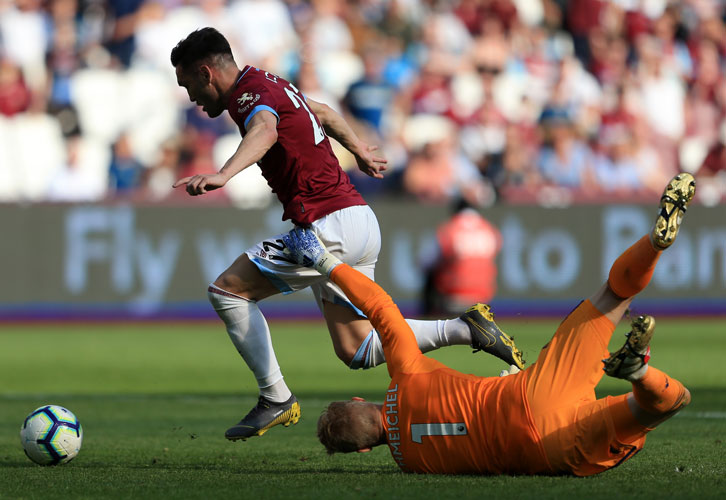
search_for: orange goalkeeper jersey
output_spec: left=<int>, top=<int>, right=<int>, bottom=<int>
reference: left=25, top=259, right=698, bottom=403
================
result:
left=329, top=264, right=550, bottom=474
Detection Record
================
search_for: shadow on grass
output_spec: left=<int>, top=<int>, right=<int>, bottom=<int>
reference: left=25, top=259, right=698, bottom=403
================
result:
left=0, top=457, right=399, bottom=475
left=3, top=387, right=725, bottom=407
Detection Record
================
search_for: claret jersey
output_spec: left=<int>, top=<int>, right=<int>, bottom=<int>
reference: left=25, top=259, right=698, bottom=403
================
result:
left=227, top=66, right=366, bottom=225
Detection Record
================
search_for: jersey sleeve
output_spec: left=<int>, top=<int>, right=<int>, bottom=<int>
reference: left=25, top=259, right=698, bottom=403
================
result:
left=230, top=84, right=279, bottom=131
left=328, top=264, right=443, bottom=377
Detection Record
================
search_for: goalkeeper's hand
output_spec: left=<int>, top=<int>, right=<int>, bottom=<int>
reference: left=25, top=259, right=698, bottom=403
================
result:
left=282, top=227, right=342, bottom=276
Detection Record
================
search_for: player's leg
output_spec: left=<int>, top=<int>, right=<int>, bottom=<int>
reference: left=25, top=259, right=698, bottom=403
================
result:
left=208, top=252, right=302, bottom=441
left=626, top=367, right=691, bottom=427
left=527, top=214, right=664, bottom=410
left=597, top=172, right=696, bottom=421
left=322, top=298, right=500, bottom=368
left=318, top=206, right=522, bottom=369
left=565, top=339, right=692, bottom=475
left=536, top=368, right=690, bottom=477
left=321, top=286, right=525, bottom=369
left=321, top=298, right=494, bottom=368
left=603, top=315, right=691, bottom=427
left=540, top=365, right=690, bottom=476
left=527, top=173, right=696, bottom=416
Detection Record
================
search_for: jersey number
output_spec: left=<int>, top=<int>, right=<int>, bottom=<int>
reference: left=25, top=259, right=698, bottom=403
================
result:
left=284, top=84, right=325, bottom=146
left=410, top=423, right=468, bottom=443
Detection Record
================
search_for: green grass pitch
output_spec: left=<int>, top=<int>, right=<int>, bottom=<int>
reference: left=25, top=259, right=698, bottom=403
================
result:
left=1, top=317, right=724, bottom=499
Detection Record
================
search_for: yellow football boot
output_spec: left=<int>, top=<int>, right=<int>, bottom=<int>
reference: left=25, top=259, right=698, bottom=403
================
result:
left=461, top=304, right=525, bottom=370
left=651, top=173, right=696, bottom=250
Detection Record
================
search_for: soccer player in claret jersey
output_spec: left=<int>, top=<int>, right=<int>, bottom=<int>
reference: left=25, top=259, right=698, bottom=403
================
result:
left=170, top=27, right=524, bottom=441
left=283, top=173, right=695, bottom=476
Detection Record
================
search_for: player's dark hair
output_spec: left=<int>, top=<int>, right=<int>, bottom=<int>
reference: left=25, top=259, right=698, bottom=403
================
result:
left=170, top=27, right=233, bottom=70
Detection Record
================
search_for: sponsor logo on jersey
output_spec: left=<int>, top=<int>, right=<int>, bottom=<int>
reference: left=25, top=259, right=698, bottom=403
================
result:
left=237, top=93, right=254, bottom=105
left=237, top=93, right=261, bottom=114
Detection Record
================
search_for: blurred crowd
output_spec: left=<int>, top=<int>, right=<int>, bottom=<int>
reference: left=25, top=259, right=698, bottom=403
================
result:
left=1, top=0, right=725, bottom=207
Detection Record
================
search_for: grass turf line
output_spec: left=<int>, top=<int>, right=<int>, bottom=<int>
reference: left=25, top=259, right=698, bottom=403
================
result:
left=0, top=319, right=724, bottom=499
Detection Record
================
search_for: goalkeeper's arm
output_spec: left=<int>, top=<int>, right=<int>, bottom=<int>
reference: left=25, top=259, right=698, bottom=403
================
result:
left=283, top=228, right=421, bottom=374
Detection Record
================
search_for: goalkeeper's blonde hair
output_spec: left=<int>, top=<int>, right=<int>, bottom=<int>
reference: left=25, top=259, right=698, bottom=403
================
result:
left=317, top=401, right=380, bottom=454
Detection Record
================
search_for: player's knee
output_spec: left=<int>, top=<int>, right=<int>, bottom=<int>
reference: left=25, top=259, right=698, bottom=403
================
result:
left=333, top=344, right=356, bottom=366
left=213, top=272, right=237, bottom=293
left=212, top=272, right=257, bottom=299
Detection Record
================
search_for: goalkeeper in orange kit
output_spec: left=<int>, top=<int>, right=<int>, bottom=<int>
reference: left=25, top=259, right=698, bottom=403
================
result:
left=283, top=173, right=696, bottom=476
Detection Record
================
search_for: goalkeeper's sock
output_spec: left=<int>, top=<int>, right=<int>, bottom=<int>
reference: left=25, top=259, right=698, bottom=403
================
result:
left=208, top=284, right=292, bottom=403
left=632, top=366, right=689, bottom=415
left=348, top=319, right=471, bottom=369
left=607, top=235, right=661, bottom=298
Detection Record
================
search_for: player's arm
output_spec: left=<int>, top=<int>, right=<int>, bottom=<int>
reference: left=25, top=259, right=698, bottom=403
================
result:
left=306, top=98, right=388, bottom=179
left=173, top=110, right=278, bottom=196
left=282, top=228, right=419, bottom=376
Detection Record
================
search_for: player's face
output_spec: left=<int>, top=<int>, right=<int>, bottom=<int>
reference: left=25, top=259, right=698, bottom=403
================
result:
left=176, top=65, right=225, bottom=118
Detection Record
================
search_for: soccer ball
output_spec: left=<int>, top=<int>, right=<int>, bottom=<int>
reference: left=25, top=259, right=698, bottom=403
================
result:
left=20, top=405, right=83, bottom=465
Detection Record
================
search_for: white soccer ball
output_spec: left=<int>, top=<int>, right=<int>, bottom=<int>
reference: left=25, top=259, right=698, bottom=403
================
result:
left=20, top=405, right=83, bottom=465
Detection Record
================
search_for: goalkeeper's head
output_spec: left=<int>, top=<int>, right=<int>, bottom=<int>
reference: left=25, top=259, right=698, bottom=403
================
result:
left=317, top=399, right=386, bottom=454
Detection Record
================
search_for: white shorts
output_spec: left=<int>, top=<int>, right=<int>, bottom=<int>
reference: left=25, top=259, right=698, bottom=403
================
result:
left=245, top=205, right=381, bottom=317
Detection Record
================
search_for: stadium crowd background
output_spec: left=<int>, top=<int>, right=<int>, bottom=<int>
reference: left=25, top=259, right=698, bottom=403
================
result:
left=0, top=0, right=725, bottom=208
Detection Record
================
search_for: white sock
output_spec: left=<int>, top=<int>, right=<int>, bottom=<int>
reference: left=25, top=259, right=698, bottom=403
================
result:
left=349, top=319, right=471, bottom=369
left=623, top=360, right=649, bottom=382
left=207, top=285, right=292, bottom=403
left=405, top=318, right=472, bottom=352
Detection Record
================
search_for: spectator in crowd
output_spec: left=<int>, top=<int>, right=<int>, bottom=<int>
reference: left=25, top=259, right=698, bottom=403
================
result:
left=0, top=0, right=722, bottom=204
left=105, top=0, right=145, bottom=68
left=536, top=106, right=596, bottom=190
left=402, top=118, right=486, bottom=205
left=0, top=0, right=48, bottom=94
left=46, top=0, right=81, bottom=110
left=0, top=58, right=31, bottom=117
left=696, top=121, right=726, bottom=205
left=498, top=123, right=541, bottom=189
left=46, top=133, right=105, bottom=202
left=108, top=133, right=144, bottom=196
left=592, top=124, right=643, bottom=192
left=342, top=43, right=397, bottom=139
left=458, top=90, right=508, bottom=185
left=142, top=136, right=181, bottom=202
left=700, top=123, right=726, bottom=179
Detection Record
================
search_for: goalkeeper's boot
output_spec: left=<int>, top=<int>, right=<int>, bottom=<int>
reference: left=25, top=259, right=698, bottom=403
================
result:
left=460, top=304, right=525, bottom=370
left=225, top=394, right=301, bottom=441
left=651, top=173, right=696, bottom=250
left=603, top=314, right=655, bottom=381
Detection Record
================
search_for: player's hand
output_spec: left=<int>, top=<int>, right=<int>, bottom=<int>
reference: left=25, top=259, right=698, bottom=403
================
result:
left=499, top=365, right=521, bottom=377
left=173, top=172, right=228, bottom=196
left=355, top=144, right=388, bottom=179
left=282, top=227, right=342, bottom=276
